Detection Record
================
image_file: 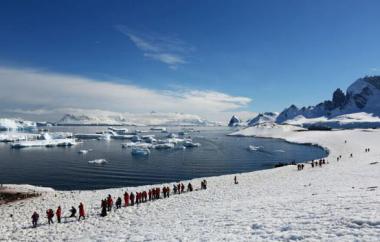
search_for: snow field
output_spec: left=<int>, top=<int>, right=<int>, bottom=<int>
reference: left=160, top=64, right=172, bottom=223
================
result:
left=0, top=127, right=379, bottom=241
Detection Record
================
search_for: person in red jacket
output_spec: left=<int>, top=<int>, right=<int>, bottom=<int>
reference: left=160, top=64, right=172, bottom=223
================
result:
left=78, top=202, right=85, bottom=221
left=124, top=192, right=129, bottom=207
left=148, top=189, right=152, bottom=201
left=46, top=209, right=54, bottom=225
left=107, top=194, right=113, bottom=212
left=56, top=206, right=62, bottom=223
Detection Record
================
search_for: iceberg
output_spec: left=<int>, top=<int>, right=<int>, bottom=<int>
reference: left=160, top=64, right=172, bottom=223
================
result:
left=0, top=132, right=39, bottom=142
left=150, top=127, right=167, bottom=132
left=78, top=149, right=91, bottom=154
left=108, top=127, right=128, bottom=135
left=153, top=143, right=175, bottom=149
left=183, top=141, right=201, bottom=148
left=0, top=118, right=36, bottom=131
left=11, top=133, right=77, bottom=149
left=88, top=159, right=108, bottom=164
left=122, top=142, right=153, bottom=149
left=248, top=145, right=264, bottom=151
left=131, top=147, right=150, bottom=156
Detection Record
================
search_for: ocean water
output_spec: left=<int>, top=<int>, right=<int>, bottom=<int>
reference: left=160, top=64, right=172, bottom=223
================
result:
left=0, top=126, right=327, bottom=190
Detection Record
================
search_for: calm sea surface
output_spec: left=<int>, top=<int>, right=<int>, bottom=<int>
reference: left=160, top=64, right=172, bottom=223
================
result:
left=0, top=126, right=327, bottom=190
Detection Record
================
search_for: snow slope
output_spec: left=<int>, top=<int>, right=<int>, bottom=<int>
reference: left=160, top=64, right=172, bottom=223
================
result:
left=284, top=112, right=380, bottom=129
left=0, top=128, right=379, bottom=241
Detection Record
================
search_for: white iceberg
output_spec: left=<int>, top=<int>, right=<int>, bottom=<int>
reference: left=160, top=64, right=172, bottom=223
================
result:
left=0, top=132, right=39, bottom=142
left=11, top=133, right=77, bottom=148
left=150, top=127, right=167, bottom=132
left=183, top=141, right=201, bottom=148
left=131, top=147, right=150, bottom=156
left=88, top=159, right=108, bottom=164
left=78, top=149, right=90, bottom=154
left=108, top=127, right=128, bottom=134
left=0, top=118, right=36, bottom=132
left=122, top=142, right=153, bottom=149
left=248, top=145, right=264, bottom=151
left=153, top=143, right=175, bottom=149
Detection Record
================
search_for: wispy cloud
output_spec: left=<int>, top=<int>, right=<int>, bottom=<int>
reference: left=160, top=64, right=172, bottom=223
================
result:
left=0, top=66, right=252, bottom=122
left=370, top=67, right=380, bottom=72
left=115, top=25, right=193, bottom=69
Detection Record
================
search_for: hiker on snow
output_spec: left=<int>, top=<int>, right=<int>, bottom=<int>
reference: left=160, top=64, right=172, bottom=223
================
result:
left=180, top=183, right=185, bottom=193
left=78, top=202, right=85, bottom=221
left=166, top=186, right=170, bottom=197
left=31, top=211, right=39, bottom=228
left=101, top=199, right=107, bottom=217
left=116, top=197, right=122, bottom=209
left=130, top=192, right=135, bottom=206
left=124, top=192, right=129, bottom=207
left=187, top=183, right=193, bottom=192
left=69, top=206, right=77, bottom=217
left=107, top=194, right=113, bottom=211
left=56, top=206, right=62, bottom=223
left=46, top=209, right=54, bottom=225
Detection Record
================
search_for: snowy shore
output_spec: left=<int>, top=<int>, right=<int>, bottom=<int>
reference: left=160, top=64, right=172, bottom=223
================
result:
left=0, top=128, right=379, bottom=241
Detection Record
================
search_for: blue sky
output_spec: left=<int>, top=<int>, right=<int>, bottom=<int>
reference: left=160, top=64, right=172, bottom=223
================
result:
left=1, top=0, right=380, bottom=121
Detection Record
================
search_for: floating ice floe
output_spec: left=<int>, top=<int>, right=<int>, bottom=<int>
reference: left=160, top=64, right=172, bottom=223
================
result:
left=142, top=135, right=156, bottom=143
left=131, top=135, right=141, bottom=142
left=153, top=143, right=175, bottom=149
left=183, top=141, right=201, bottom=148
left=78, top=149, right=91, bottom=154
left=97, top=133, right=111, bottom=141
left=150, top=127, right=167, bottom=132
left=122, top=142, right=153, bottom=149
left=0, top=118, right=37, bottom=132
left=88, top=159, right=108, bottom=164
left=248, top=145, right=264, bottom=151
left=108, top=127, right=128, bottom=135
left=131, top=147, right=150, bottom=156
left=0, top=132, right=40, bottom=142
left=166, top=133, right=178, bottom=138
left=11, top=133, right=77, bottom=149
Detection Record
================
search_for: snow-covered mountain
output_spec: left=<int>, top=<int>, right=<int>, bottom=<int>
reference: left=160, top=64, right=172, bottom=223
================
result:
left=227, top=112, right=278, bottom=127
left=276, top=76, right=380, bottom=124
left=228, top=115, right=242, bottom=127
left=57, top=110, right=220, bottom=126
left=247, top=112, right=278, bottom=126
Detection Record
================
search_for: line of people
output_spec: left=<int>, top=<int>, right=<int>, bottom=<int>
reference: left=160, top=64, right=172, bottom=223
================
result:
left=100, top=181, right=204, bottom=217
left=31, top=180, right=207, bottom=227
left=310, top=158, right=327, bottom=168
left=31, top=203, right=85, bottom=228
